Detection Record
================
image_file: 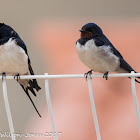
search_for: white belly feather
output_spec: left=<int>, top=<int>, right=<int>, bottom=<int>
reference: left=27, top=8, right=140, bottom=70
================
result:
left=76, top=39, right=120, bottom=73
left=0, top=38, right=28, bottom=75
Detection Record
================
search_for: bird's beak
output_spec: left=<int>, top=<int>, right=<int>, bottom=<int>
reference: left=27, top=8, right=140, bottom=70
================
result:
left=79, top=30, right=87, bottom=32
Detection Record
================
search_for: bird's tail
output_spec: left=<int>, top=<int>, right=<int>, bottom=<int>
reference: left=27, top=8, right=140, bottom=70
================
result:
left=129, top=71, right=140, bottom=83
left=28, top=79, right=41, bottom=92
left=135, top=79, right=140, bottom=83
left=20, top=84, right=41, bottom=117
left=134, top=71, right=140, bottom=83
left=28, top=62, right=41, bottom=92
left=119, top=58, right=140, bottom=83
left=18, top=78, right=41, bottom=96
left=18, top=61, right=41, bottom=116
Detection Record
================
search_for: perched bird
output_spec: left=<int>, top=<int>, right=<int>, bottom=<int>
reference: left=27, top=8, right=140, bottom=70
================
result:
left=76, top=23, right=140, bottom=83
left=0, top=23, right=41, bottom=117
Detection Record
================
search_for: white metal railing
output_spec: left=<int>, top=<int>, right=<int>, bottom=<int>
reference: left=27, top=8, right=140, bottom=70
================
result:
left=1, top=71, right=140, bottom=140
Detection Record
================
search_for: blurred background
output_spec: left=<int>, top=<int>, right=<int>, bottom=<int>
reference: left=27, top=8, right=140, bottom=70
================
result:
left=0, top=0, right=140, bottom=139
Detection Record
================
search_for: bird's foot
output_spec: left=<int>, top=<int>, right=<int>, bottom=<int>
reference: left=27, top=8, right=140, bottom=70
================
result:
left=103, top=72, right=109, bottom=80
left=14, top=73, right=20, bottom=82
left=2, top=72, right=6, bottom=81
left=84, top=70, right=92, bottom=80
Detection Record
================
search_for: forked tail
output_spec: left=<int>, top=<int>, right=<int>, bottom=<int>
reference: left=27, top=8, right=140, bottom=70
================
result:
left=20, top=84, right=41, bottom=117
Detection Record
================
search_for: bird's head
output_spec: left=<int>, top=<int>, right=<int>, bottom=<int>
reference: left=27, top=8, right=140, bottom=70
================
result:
left=0, top=23, right=4, bottom=28
left=79, top=23, right=103, bottom=38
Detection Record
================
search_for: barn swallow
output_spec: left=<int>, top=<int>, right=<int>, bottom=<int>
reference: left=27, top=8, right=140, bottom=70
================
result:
left=0, top=23, right=41, bottom=117
left=76, top=23, right=140, bottom=83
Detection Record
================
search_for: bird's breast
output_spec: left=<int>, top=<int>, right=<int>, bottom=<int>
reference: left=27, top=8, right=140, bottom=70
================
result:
left=0, top=38, right=28, bottom=75
left=76, top=39, right=120, bottom=73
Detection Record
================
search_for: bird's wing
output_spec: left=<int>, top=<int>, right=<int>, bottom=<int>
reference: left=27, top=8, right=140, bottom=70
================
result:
left=119, top=58, right=134, bottom=72
left=110, top=45, right=123, bottom=59
left=95, top=35, right=137, bottom=73
left=101, top=35, right=135, bottom=72
left=0, top=23, right=28, bottom=53
left=95, top=35, right=123, bottom=58
left=16, top=38, right=41, bottom=91
left=15, top=37, right=28, bottom=54
left=0, top=37, right=10, bottom=45
left=95, top=35, right=140, bottom=82
left=95, top=35, right=135, bottom=71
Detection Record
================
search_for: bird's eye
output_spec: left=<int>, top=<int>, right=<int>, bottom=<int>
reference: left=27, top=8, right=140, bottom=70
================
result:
left=86, top=28, right=93, bottom=32
left=11, top=31, right=14, bottom=34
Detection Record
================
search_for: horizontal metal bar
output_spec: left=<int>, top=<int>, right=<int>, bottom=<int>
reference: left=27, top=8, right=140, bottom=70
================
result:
left=1, top=73, right=140, bottom=80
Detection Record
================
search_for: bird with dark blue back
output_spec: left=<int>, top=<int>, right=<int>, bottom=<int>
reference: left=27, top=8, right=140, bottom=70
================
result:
left=76, top=23, right=140, bottom=83
left=0, top=23, right=41, bottom=117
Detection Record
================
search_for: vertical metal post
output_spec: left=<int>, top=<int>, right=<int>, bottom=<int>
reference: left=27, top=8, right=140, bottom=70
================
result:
left=2, top=79, right=16, bottom=140
left=45, top=73, right=58, bottom=140
left=88, top=78, right=101, bottom=140
left=131, top=71, right=140, bottom=134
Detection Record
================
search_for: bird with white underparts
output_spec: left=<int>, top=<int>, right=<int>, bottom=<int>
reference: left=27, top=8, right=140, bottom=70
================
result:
left=0, top=23, right=41, bottom=117
left=76, top=23, right=140, bottom=83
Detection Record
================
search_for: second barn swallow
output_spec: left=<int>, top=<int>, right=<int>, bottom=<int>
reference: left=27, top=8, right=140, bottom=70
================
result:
left=76, top=23, right=140, bottom=83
